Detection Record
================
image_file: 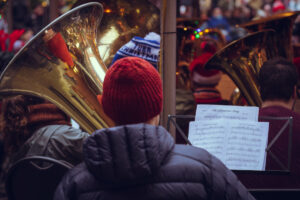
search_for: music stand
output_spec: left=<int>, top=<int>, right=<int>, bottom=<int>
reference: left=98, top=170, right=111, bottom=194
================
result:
left=167, top=114, right=299, bottom=199
left=167, top=114, right=294, bottom=173
left=259, top=116, right=293, bottom=173
left=166, top=114, right=194, bottom=145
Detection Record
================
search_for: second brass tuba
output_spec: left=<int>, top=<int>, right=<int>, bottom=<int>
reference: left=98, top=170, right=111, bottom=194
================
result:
left=0, top=3, right=114, bottom=133
left=205, top=29, right=277, bottom=106
left=241, top=11, right=300, bottom=61
left=205, top=12, right=300, bottom=106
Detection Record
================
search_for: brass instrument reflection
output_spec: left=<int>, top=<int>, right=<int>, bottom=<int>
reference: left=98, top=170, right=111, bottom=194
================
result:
left=72, top=0, right=160, bottom=67
left=241, top=11, right=300, bottom=61
left=0, top=3, right=114, bottom=134
left=225, top=11, right=300, bottom=105
left=205, top=30, right=277, bottom=106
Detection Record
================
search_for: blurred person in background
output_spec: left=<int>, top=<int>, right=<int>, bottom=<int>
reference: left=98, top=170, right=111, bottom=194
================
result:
left=289, top=0, right=300, bottom=11
left=263, top=3, right=273, bottom=17
left=204, top=7, right=231, bottom=34
left=190, top=40, right=229, bottom=105
left=237, top=57, right=300, bottom=189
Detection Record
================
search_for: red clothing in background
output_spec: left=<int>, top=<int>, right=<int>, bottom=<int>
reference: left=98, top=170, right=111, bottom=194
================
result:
left=236, top=105, right=300, bottom=189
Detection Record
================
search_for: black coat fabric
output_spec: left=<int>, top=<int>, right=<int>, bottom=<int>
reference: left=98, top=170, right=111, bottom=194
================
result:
left=54, top=123, right=255, bottom=200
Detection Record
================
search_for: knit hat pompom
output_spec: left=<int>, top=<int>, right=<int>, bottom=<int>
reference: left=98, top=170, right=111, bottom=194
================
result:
left=144, top=32, right=161, bottom=43
left=102, top=57, right=163, bottom=125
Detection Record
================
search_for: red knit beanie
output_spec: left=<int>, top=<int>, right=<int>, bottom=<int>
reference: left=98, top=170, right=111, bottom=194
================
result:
left=189, top=52, right=221, bottom=85
left=102, top=57, right=163, bottom=125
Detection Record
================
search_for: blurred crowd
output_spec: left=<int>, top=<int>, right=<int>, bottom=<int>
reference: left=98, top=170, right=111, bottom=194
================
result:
left=179, top=0, right=300, bottom=43
left=0, top=0, right=76, bottom=73
left=181, top=0, right=297, bottom=23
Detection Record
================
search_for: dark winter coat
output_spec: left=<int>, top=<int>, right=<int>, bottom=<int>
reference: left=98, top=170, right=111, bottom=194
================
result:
left=0, top=124, right=89, bottom=199
left=54, top=123, right=255, bottom=200
left=11, top=124, right=89, bottom=166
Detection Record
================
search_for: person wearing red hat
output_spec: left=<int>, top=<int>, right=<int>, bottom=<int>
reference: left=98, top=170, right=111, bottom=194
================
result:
left=190, top=42, right=229, bottom=105
left=54, top=57, right=254, bottom=200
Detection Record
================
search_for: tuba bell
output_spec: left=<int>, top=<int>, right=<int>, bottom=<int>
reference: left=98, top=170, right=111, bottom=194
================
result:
left=0, top=3, right=114, bottom=134
left=241, top=11, right=300, bottom=61
left=205, top=29, right=278, bottom=106
left=205, top=12, right=300, bottom=106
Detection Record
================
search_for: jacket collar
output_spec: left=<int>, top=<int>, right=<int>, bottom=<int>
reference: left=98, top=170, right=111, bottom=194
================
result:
left=83, top=123, right=175, bottom=186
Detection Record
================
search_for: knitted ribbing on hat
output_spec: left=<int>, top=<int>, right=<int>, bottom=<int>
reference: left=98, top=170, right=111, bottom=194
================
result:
left=102, top=57, right=163, bottom=125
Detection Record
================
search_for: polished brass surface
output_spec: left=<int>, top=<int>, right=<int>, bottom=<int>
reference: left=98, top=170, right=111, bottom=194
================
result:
left=72, top=0, right=160, bottom=67
left=241, top=11, right=300, bottom=61
left=224, top=11, right=300, bottom=106
left=205, top=29, right=278, bottom=106
left=0, top=3, right=114, bottom=133
left=230, top=88, right=245, bottom=105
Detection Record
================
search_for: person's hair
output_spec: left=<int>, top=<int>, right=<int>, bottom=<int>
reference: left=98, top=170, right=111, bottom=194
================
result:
left=259, top=57, right=298, bottom=102
left=1, top=95, right=72, bottom=155
left=0, top=95, right=45, bottom=154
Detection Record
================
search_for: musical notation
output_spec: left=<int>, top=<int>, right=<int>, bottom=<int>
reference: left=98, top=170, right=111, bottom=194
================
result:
left=189, top=119, right=269, bottom=170
left=195, top=104, right=259, bottom=121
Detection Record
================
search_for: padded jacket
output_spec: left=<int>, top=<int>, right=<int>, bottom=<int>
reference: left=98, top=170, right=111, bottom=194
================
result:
left=0, top=124, right=89, bottom=199
left=11, top=124, right=90, bottom=166
left=54, top=123, right=255, bottom=200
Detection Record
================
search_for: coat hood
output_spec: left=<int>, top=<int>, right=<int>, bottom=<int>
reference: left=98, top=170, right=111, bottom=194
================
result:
left=83, top=123, right=175, bottom=186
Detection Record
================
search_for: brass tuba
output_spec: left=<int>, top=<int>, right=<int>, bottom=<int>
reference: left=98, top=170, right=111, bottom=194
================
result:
left=205, top=12, right=300, bottom=106
left=0, top=3, right=114, bottom=134
left=0, top=1, right=160, bottom=133
left=241, top=11, right=300, bottom=61
left=205, top=29, right=277, bottom=106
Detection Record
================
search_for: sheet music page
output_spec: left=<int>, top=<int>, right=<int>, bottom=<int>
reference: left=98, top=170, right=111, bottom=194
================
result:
left=195, top=105, right=259, bottom=121
left=189, top=120, right=269, bottom=170
left=189, top=121, right=226, bottom=160
left=226, top=120, right=269, bottom=170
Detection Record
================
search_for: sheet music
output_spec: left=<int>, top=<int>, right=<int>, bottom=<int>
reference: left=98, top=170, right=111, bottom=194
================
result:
left=188, top=121, right=226, bottom=160
left=189, top=119, right=269, bottom=170
left=195, top=105, right=259, bottom=122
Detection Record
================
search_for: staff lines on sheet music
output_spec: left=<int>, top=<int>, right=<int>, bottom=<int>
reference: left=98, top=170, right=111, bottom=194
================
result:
left=228, top=135, right=262, bottom=143
left=228, top=141, right=262, bottom=148
left=226, top=158, right=260, bottom=164
left=200, top=116, right=251, bottom=120
left=227, top=146, right=261, bottom=153
left=226, top=152, right=261, bottom=158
